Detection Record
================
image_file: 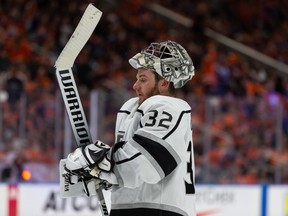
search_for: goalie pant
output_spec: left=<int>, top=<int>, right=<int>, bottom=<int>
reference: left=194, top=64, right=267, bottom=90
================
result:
left=108, top=95, right=196, bottom=216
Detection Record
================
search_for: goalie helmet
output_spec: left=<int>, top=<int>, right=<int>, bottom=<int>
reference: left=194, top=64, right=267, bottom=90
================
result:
left=129, top=40, right=195, bottom=88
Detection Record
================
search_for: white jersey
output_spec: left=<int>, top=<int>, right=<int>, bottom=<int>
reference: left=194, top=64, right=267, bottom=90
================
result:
left=110, top=95, right=196, bottom=216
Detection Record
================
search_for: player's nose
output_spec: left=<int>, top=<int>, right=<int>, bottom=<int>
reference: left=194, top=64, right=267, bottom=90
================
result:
left=133, top=80, right=140, bottom=91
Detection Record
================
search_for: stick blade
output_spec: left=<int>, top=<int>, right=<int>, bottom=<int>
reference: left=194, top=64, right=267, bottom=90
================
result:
left=55, top=4, right=102, bottom=68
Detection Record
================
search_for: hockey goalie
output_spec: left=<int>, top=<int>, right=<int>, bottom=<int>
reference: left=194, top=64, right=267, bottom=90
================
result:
left=62, top=40, right=196, bottom=216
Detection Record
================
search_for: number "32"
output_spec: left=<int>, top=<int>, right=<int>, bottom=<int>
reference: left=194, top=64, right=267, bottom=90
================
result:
left=144, top=110, right=173, bottom=129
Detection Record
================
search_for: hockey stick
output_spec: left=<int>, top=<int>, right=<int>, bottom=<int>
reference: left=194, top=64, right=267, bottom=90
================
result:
left=54, top=4, right=109, bottom=216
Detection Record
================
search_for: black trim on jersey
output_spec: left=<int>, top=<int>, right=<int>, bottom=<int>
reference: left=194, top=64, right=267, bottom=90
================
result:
left=136, top=109, right=144, bottom=128
left=115, top=152, right=141, bottom=165
left=118, top=110, right=131, bottom=114
left=110, top=141, right=127, bottom=167
left=133, top=134, right=177, bottom=176
left=136, top=109, right=144, bottom=115
left=110, top=208, right=184, bottom=216
left=162, top=110, right=191, bottom=140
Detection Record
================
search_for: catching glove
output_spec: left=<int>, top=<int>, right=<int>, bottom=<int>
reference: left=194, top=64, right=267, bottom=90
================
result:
left=65, top=140, right=113, bottom=177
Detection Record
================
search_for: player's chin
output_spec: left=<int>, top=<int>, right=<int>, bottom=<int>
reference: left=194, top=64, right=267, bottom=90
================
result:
left=138, top=98, right=143, bottom=105
left=137, top=95, right=145, bottom=105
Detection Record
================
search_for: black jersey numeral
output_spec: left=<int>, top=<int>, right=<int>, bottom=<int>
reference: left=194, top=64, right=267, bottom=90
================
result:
left=159, top=111, right=172, bottom=129
left=145, top=110, right=158, bottom=127
left=185, top=141, right=195, bottom=194
left=145, top=110, right=172, bottom=129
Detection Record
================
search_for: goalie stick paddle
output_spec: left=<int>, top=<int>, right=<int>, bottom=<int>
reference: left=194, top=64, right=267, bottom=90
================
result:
left=54, top=4, right=109, bottom=216
left=55, top=4, right=102, bottom=69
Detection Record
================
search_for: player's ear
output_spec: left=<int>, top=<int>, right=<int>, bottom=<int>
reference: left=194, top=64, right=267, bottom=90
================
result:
left=158, top=79, right=171, bottom=95
left=160, top=79, right=169, bottom=88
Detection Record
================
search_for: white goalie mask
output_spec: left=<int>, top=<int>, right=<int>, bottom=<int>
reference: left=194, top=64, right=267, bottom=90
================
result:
left=129, top=40, right=195, bottom=88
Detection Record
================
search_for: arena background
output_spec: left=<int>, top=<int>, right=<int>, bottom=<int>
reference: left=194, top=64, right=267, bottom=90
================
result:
left=0, top=0, right=287, bottom=215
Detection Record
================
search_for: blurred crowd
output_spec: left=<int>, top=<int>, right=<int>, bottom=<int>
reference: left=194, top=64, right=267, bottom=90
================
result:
left=0, top=0, right=287, bottom=183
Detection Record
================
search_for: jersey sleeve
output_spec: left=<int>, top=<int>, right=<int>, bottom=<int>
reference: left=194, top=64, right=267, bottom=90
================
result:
left=111, top=96, right=192, bottom=189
